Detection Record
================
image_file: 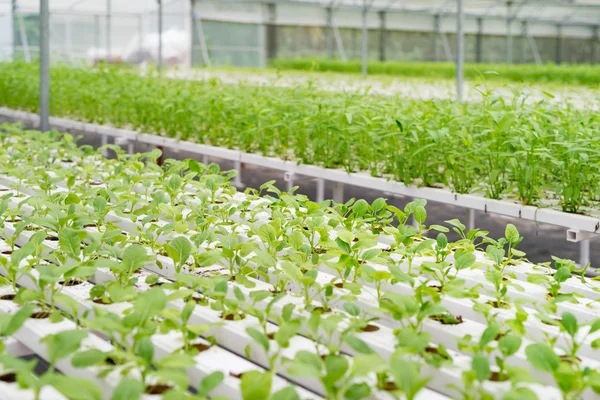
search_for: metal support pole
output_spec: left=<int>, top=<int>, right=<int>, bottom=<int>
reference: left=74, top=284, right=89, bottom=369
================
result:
left=326, top=7, right=334, bottom=58
left=16, top=2, right=31, bottom=62
left=191, top=0, right=211, bottom=66
left=265, top=3, right=277, bottom=60
left=527, top=30, right=542, bottom=65
left=506, top=0, right=513, bottom=64
left=233, top=160, right=242, bottom=187
left=467, top=209, right=475, bottom=232
left=520, top=21, right=527, bottom=64
left=11, top=0, right=16, bottom=60
left=592, top=26, right=598, bottom=64
left=106, top=0, right=111, bottom=58
left=378, top=11, right=385, bottom=62
left=39, top=0, right=50, bottom=132
left=284, top=172, right=295, bottom=193
left=333, top=182, right=344, bottom=204
left=476, top=17, right=483, bottom=63
left=433, top=14, right=440, bottom=62
left=456, top=0, right=464, bottom=103
left=580, top=240, right=590, bottom=268
left=316, top=179, right=325, bottom=203
left=556, top=24, right=562, bottom=64
left=158, top=0, right=163, bottom=71
left=101, top=135, right=108, bottom=157
left=361, top=3, right=368, bottom=77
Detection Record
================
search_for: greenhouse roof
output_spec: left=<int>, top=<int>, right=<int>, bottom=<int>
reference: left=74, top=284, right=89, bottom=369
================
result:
left=3, top=0, right=600, bottom=26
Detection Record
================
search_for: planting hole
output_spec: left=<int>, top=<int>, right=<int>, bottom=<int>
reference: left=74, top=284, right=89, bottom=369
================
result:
left=486, top=300, right=511, bottom=309
left=93, top=297, right=113, bottom=305
left=359, top=324, right=380, bottom=332
left=490, top=371, right=509, bottom=382
left=429, top=314, right=464, bottom=325
left=1, top=250, right=12, bottom=255
left=313, top=306, right=332, bottom=314
left=187, top=343, right=211, bottom=353
left=229, top=372, right=245, bottom=379
left=30, top=311, right=51, bottom=319
left=220, top=312, right=245, bottom=321
left=0, top=372, right=16, bottom=383
left=59, top=279, right=83, bottom=287
left=145, top=384, right=173, bottom=395
left=382, top=381, right=399, bottom=391
left=425, top=346, right=450, bottom=360
left=0, top=294, right=15, bottom=301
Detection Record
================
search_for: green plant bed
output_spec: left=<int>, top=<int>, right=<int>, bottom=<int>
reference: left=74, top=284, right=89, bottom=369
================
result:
left=1, top=62, right=600, bottom=215
left=270, top=58, right=600, bottom=85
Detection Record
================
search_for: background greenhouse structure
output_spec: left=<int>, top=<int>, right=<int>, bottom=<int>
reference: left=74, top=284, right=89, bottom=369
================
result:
left=3, top=0, right=600, bottom=68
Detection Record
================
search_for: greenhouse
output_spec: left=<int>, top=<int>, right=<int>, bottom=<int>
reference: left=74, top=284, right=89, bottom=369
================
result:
left=2, top=1, right=600, bottom=399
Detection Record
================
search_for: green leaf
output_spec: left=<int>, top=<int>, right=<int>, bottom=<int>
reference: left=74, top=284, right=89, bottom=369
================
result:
left=498, top=335, right=522, bottom=357
left=324, top=354, right=348, bottom=384
left=561, top=312, right=578, bottom=337
left=240, top=370, right=272, bottom=400
left=554, top=266, right=571, bottom=283
left=413, top=206, right=427, bottom=224
left=343, top=302, right=361, bottom=317
left=111, top=379, right=144, bottom=400
left=138, top=337, right=154, bottom=365
left=45, top=374, right=102, bottom=400
left=166, top=236, right=192, bottom=266
left=455, top=252, right=475, bottom=271
left=345, top=335, right=374, bottom=355
left=501, top=387, right=538, bottom=400
left=59, top=228, right=81, bottom=259
left=122, top=244, right=147, bottom=273
left=505, top=224, right=519, bottom=243
left=472, top=353, right=491, bottom=382
left=71, top=349, right=107, bottom=368
left=198, top=371, right=224, bottom=397
left=41, top=329, right=88, bottom=364
left=271, top=387, right=300, bottom=400
left=479, top=323, right=499, bottom=349
left=246, top=327, right=270, bottom=352
left=525, top=343, right=559, bottom=373
left=2, top=304, right=33, bottom=336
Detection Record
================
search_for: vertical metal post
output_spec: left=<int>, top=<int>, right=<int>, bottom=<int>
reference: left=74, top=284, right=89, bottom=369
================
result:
left=580, top=240, right=590, bottom=269
left=520, top=21, right=527, bottom=64
left=361, top=2, right=368, bottom=77
left=192, top=1, right=211, bottom=66
left=316, top=179, right=325, bottom=203
left=333, top=182, right=344, bottom=204
left=11, top=0, right=16, bottom=60
left=106, top=0, right=111, bottom=58
left=265, top=3, right=277, bottom=60
left=433, top=14, right=440, bottom=62
left=16, top=2, right=31, bottom=62
left=476, top=17, right=483, bottom=63
left=556, top=24, right=562, bottom=64
left=233, top=160, right=242, bottom=187
left=326, top=7, right=334, bottom=58
left=39, top=0, right=50, bottom=132
left=592, top=26, right=599, bottom=64
left=158, top=0, right=163, bottom=71
left=506, top=0, right=513, bottom=64
left=456, top=0, right=464, bottom=103
left=378, top=11, right=385, bottom=62
left=467, top=209, right=475, bottom=231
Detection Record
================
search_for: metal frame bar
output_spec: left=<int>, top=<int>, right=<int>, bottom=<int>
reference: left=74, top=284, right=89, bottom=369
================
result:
left=191, top=0, right=211, bottom=66
left=39, top=0, right=49, bottom=132
left=158, top=0, right=163, bottom=71
left=456, top=0, right=464, bottom=103
left=106, top=0, right=111, bottom=57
